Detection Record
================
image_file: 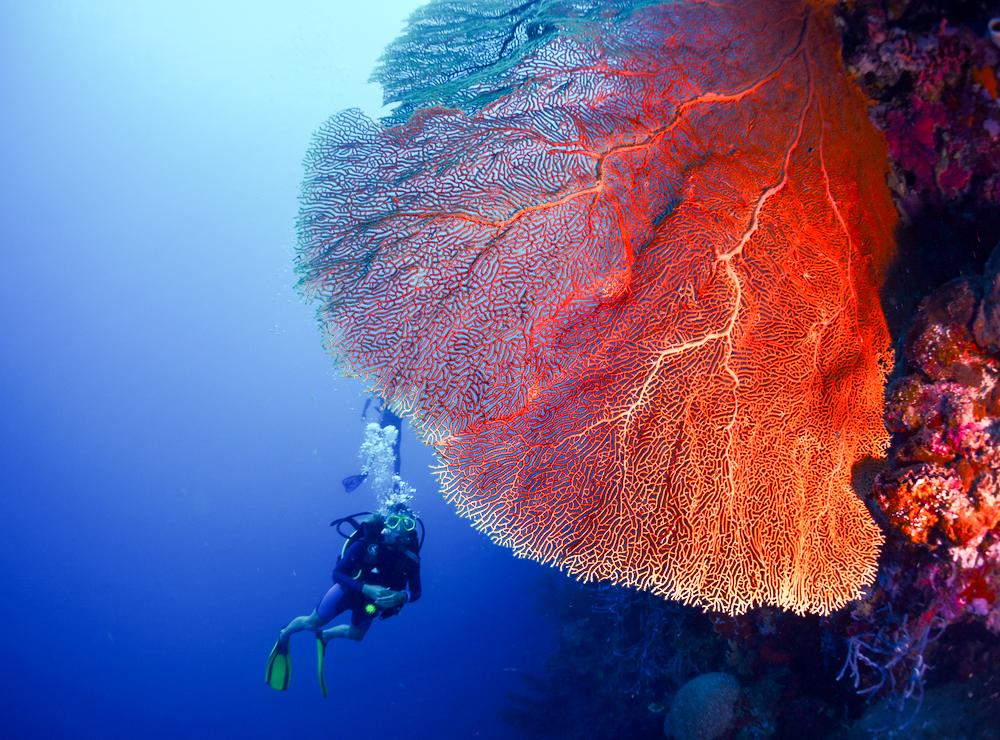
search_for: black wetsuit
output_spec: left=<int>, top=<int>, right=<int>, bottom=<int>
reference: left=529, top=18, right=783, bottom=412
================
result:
left=316, top=538, right=421, bottom=626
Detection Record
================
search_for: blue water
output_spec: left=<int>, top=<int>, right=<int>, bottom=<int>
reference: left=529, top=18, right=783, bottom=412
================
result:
left=0, top=4, right=556, bottom=737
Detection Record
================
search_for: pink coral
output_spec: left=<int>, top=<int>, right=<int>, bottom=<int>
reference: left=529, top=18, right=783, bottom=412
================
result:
left=874, top=250, right=1000, bottom=633
left=841, top=4, right=1000, bottom=215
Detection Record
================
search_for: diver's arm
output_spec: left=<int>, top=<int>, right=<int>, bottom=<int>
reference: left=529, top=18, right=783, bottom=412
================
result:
left=331, top=541, right=367, bottom=595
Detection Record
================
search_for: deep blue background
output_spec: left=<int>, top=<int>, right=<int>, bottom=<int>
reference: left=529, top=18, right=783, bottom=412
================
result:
left=0, top=3, right=556, bottom=737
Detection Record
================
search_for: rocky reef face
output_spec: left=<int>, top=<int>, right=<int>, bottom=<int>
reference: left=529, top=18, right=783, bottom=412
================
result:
left=837, top=0, right=1000, bottom=339
left=834, top=254, right=1000, bottom=730
left=877, top=263, right=1000, bottom=603
left=839, top=0, right=1000, bottom=217
left=829, top=5, right=1000, bottom=723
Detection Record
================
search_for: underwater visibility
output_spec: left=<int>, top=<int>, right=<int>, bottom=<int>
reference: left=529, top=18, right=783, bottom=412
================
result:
left=4, top=0, right=1000, bottom=738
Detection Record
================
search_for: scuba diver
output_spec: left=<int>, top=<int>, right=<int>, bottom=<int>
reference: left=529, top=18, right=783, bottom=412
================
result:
left=265, top=502, right=423, bottom=697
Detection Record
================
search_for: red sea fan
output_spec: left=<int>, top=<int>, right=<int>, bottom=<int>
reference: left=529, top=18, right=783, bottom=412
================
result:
left=296, top=0, right=897, bottom=614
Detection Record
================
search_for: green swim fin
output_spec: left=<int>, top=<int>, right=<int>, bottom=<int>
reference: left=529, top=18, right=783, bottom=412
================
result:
left=316, top=636, right=328, bottom=699
left=265, top=639, right=291, bottom=691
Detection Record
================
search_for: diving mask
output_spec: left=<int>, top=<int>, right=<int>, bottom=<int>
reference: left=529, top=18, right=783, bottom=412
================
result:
left=384, top=513, right=416, bottom=532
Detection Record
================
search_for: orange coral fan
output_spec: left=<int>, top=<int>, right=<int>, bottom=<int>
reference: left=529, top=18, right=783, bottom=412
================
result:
left=297, top=0, right=896, bottom=614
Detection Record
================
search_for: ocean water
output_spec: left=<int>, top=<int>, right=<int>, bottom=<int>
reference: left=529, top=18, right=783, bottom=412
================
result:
left=0, top=3, right=557, bottom=738
left=13, top=3, right=1000, bottom=738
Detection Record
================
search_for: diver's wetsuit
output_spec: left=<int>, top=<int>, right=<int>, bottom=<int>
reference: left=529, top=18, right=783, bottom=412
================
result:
left=315, top=538, right=422, bottom=627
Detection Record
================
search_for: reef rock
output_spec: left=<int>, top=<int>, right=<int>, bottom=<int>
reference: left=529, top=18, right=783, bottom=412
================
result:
left=663, top=672, right=740, bottom=740
left=875, top=244, right=1000, bottom=630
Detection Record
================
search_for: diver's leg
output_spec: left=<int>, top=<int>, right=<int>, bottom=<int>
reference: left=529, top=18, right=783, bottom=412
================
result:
left=319, top=623, right=369, bottom=642
left=277, top=611, right=322, bottom=646
left=320, top=608, right=373, bottom=644
left=278, top=585, right=348, bottom=646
